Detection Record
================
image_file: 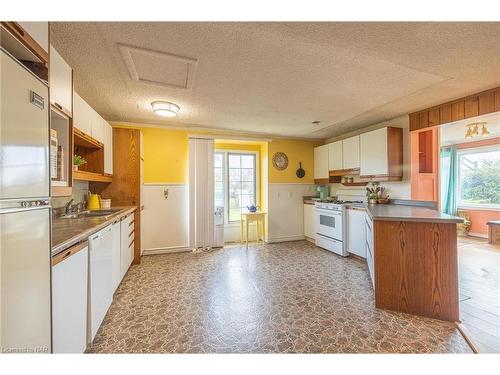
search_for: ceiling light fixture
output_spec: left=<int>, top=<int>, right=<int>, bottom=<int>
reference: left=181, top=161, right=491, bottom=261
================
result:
left=151, top=101, right=180, bottom=117
left=465, top=122, right=489, bottom=139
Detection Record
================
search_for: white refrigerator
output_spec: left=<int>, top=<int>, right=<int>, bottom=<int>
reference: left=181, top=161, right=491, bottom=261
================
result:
left=0, top=48, right=52, bottom=353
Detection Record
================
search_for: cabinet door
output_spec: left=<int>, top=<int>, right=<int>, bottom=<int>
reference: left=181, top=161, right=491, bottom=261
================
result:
left=347, top=209, right=366, bottom=257
left=313, top=145, right=329, bottom=179
left=104, top=121, right=113, bottom=175
left=73, top=92, right=92, bottom=135
left=18, top=22, right=49, bottom=53
left=360, top=128, right=388, bottom=176
left=49, top=46, right=72, bottom=115
left=111, top=222, right=121, bottom=292
left=328, top=141, right=343, bottom=171
left=342, top=136, right=360, bottom=169
left=91, top=111, right=104, bottom=143
left=303, top=204, right=315, bottom=239
left=52, top=246, right=88, bottom=353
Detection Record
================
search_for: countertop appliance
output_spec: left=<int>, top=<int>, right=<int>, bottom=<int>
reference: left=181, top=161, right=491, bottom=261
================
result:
left=315, top=190, right=366, bottom=256
left=89, top=225, right=113, bottom=342
left=0, top=48, right=52, bottom=352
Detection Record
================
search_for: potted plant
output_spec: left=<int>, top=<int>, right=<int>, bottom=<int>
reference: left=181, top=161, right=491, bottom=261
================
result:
left=73, top=155, right=87, bottom=171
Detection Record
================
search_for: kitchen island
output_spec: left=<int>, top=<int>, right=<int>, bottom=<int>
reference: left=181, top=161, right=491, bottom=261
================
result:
left=366, top=203, right=462, bottom=322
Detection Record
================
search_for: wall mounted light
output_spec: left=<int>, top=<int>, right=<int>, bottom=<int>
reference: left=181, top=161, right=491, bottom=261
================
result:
left=151, top=101, right=180, bottom=117
left=465, top=122, right=489, bottom=139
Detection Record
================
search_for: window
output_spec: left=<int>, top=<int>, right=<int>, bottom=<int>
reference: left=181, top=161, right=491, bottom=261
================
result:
left=214, top=151, right=258, bottom=223
left=457, top=147, right=500, bottom=209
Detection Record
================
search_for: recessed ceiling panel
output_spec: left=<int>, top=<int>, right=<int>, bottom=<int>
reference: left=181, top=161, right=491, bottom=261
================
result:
left=119, top=44, right=197, bottom=89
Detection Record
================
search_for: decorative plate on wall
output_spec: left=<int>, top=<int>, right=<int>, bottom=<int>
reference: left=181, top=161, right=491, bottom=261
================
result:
left=272, top=152, right=289, bottom=171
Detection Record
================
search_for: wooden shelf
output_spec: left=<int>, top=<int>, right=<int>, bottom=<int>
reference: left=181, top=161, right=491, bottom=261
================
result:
left=73, top=170, right=112, bottom=182
left=341, top=182, right=368, bottom=187
left=52, top=186, right=73, bottom=197
left=74, top=128, right=103, bottom=149
left=329, top=168, right=360, bottom=177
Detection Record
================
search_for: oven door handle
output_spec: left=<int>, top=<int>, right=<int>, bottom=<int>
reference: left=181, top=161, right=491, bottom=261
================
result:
left=315, top=209, right=342, bottom=215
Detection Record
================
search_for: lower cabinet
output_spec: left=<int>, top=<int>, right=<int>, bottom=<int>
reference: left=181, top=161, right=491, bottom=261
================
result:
left=365, top=215, right=375, bottom=287
left=89, top=225, right=113, bottom=342
left=346, top=207, right=366, bottom=258
left=120, top=212, right=135, bottom=279
left=52, top=242, right=88, bottom=353
left=111, top=220, right=121, bottom=292
left=303, top=203, right=316, bottom=240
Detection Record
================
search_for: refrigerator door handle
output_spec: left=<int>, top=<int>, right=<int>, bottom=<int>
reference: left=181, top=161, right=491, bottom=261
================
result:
left=0, top=205, right=52, bottom=215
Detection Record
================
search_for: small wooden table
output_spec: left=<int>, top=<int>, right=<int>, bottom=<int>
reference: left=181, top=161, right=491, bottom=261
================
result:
left=487, top=220, right=500, bottom=245
left=240, top=212, right=266, bottom=249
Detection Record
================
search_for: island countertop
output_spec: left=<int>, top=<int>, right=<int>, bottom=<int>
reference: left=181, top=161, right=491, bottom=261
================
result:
left=52, top=206, right=136, bottom=256
left=366, top=203, right=463, bottom=223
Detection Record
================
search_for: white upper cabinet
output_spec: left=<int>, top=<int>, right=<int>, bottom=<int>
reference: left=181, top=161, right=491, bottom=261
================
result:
left=313, top=144, right=329, bottom=180
left=328, top=141, right=343, bottom=171
left=18, top=22, right=49, bottom=53
left=91, top=111, right=104, bottom=143
left=104, top=121, right=113, bottom=175
left=49, top=46, right=72, bottom=115
left=360, top=128, right=389, bottom=176
left=73, top=92, right=92, bottom=135
left=342, top=135, right=360, bottom=170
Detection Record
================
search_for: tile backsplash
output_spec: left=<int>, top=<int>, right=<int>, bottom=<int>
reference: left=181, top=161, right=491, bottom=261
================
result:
left=52, top=180, right=89, bottom=208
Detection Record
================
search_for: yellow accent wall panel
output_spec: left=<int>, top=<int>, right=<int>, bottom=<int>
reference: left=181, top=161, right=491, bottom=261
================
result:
left=268, top=139, right=320, bottom=183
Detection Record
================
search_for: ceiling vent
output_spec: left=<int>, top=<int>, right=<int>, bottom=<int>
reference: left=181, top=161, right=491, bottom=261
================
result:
left=118, top=44, right=197, bottom=89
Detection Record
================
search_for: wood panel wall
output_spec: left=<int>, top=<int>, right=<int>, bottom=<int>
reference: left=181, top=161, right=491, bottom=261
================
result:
left=374, top=220, right=459, bottom=322
left=409, top=86, right=500, bottom=131
left=90, top=128, right=141, bottom=264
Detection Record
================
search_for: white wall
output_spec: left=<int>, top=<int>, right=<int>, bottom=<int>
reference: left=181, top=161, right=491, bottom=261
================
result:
left=267, top=183, right=317, bottom=242
left=326, top=115, right=411, bottom=200
left=141, top=184, right=189, bottom=254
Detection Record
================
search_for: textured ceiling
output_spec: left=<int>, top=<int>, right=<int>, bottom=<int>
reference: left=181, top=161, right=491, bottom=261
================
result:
left=50, top=22, right=500, bottom=139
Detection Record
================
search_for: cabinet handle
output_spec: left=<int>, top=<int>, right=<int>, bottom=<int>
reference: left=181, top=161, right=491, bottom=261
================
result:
left=62, top=250, right=72, bottom=259
left=129, top=220, right=134, bottom=227
left=128, top=231, right=134, bottom=238
left=54, top=102, right=63, bottom=110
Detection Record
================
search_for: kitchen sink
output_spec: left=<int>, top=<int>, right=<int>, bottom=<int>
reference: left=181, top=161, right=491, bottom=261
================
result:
left=59, top=209, right=121, bottom=219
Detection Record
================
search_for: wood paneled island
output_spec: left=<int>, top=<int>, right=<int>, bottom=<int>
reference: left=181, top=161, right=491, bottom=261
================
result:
left=366, top=204, right=463, bottom=322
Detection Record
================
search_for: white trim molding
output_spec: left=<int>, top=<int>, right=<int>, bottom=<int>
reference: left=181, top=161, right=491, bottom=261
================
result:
left=266, top=235, right=306, bottom=243
left=142, top=245, right=191, bottom=256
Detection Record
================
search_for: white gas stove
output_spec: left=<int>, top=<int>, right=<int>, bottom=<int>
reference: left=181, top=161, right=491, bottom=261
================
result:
left=314, top=190, right=367, bottom=256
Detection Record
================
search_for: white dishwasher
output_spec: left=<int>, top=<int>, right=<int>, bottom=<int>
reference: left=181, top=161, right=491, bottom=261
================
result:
left=88, top=224, right=113, bottom=342
left=52, top=242, right=88, bottom=353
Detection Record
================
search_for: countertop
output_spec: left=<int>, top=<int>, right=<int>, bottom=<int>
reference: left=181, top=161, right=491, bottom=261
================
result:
left=52, top=206, right=137, bottom=256
left=366, top=204, right=463, bottom=223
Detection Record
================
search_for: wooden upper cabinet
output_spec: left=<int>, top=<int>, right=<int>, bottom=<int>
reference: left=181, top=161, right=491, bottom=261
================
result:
left=440, top=104, right=452, bottom=124
left=478, top=91, right=495, bottom=115
left=417, top=111, right=429, bottom=129
left=410, top=86, right=500, bottom=132
left=428, top=109, right=440, bottom=128
left=451, top=101, right=465, bottom=122
left=495, top=88, right=500, bottom=112
left=49, top=46, right=73, bottom=116
left=464, top=96, right=479, bottom=118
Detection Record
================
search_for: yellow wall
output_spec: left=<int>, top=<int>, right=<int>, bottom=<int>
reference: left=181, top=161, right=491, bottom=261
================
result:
left=113, top=123, right=319, bottom=187
left=114, top=124, right=189, bottom=183
left=267, top=139, right=321, bottom=183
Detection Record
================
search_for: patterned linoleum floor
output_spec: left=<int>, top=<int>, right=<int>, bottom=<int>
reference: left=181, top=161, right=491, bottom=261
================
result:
left=88, top=240, right=473, bottom=353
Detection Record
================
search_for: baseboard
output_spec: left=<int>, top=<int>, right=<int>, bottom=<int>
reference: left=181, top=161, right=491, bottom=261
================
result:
left=467, top=232, right=488, bottom=239
left=266, top=234, right=306, bottom=243
left=142, top=245, right=191, bottom=255
left=305, top=236, right=315, bottom=244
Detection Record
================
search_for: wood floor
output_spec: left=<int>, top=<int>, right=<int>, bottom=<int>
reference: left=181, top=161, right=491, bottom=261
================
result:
left=458, top=235, right=500, bottom=353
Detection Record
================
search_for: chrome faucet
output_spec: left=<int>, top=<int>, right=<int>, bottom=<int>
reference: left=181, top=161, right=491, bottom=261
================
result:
left=64, top=199, right=74, bottom=215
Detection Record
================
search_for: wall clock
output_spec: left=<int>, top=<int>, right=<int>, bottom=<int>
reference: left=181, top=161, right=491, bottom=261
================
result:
left=272, top=152, right=288, bottom=171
